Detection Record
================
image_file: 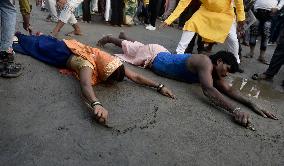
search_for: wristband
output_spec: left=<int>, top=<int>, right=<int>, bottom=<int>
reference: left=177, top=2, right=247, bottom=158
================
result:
left=232, top=107, right=241, bottom=114
left=157, top=84, right=164, bottom=92
left=91, top=101, right=102, bottom=108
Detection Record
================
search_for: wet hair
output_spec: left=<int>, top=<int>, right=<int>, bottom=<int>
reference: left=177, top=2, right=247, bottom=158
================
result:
left=106, top=65, right=125, bottom=82
left=209, top=51, right=239, bottom=73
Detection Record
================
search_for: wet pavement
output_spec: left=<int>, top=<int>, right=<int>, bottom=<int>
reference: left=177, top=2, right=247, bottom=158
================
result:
left=0, top=1, right=284, bottom=166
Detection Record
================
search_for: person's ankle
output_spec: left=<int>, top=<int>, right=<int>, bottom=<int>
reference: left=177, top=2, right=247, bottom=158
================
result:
left=0, top=50, right=14, bottom=63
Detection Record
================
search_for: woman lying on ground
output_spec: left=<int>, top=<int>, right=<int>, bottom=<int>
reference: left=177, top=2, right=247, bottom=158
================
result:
left=13, top=32, right=175, bottom=125
left=97, top=32, right=278, bottom=129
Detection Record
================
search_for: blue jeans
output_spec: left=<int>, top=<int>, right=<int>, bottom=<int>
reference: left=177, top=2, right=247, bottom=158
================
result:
left=0, top=0, right=16, bottom=51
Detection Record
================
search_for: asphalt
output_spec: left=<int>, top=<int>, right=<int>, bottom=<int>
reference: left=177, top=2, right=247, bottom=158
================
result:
left=0, top=1, right=284, bottom=166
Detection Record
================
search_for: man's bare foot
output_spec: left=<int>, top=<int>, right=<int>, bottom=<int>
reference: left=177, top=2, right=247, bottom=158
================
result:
left=65, top=30, right=83, bottom=36
left=97, top=35, right=112, bottom=47
left=118, top=31, right=126, bottom=40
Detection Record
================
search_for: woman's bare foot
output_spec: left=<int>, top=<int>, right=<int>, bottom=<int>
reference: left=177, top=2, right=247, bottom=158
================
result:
left=65, top=30, right=83, bottom=36
left=96, top=35, right=112, bottom=47
left=118, top=31, right=126, bottom=40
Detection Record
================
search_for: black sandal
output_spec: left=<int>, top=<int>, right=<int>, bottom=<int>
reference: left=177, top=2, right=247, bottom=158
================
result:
left=0, top=63, right=22, bottom=78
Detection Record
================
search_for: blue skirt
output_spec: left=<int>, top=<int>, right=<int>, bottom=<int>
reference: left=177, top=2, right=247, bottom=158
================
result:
left=13, top=34, right=72, bottom=68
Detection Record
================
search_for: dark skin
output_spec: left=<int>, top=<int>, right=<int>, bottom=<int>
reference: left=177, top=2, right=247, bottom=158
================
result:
left=77, top=63, right=175, bottom=125
left=187, top=54, right=278, bottom=127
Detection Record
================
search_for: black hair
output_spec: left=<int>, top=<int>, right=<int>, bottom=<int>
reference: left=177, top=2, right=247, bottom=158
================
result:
left=209, top=51, right=239, bottom=73
left=106, top=65, right=125, bottom=82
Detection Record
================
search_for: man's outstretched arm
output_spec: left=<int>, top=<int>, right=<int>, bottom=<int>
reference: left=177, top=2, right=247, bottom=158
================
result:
left=214, top=79, right=278, bottom=120
left=124, top=68, right=175, bottom=99
left=197, top=60, right=251, bottom=127
left=79, top=67, right=108, bottom=125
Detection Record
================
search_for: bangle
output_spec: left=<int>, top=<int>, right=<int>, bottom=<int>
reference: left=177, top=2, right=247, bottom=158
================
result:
left=157, top=84, right=164, bottom=92
left=232, top=107, right=241, bottom=114
left=91, top=101, right=102, bottom=108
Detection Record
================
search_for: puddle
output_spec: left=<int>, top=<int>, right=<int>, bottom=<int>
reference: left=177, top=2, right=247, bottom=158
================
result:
left=227, top=77, right=284, bottom=101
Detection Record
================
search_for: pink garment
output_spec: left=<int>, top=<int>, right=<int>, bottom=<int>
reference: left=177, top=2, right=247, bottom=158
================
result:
left=115, top=40, right=169, bottom=68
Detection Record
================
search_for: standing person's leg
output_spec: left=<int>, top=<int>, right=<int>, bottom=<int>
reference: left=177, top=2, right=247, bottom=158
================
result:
left=110, top=0, right=118, bottom=25
left=0, top=0, right=22, bottom=77
left=176, top=31, right=196, bottom=54
left=83, top=0, right=91, bottom=22
left=196, top=35, right=205, bottom=53
left=184, top=34, right=197, bottom=54
left=91, top=0, right=98, bottom=12
left=66, top=13, right=82, bottom=35
left=258, top=20, right=271, bottom=64
left=142, top=4, right=150, bottom=25
left=0, top=0, right=16, bottom=54
left=146, top=0, right=163, bottom=30
left=224, top=20, right=240, bottom=64
left=46, top=0, right=58, bottom=22
left=104, top=0, right=111, bottom=21
left=264, top=28, right=284, bottom=78
left=98, top=0, right=106, bottom=19
left=269, top=15, right=278, bottom=43
left=252, top=28, right=284, bottom=80
left=247, top=23, right=257, bottom=58
left=270, top=17, right=283, bottom=43
left=52, top=0, right=83, bottom=36
left=110, top=0, right=123, bottom=26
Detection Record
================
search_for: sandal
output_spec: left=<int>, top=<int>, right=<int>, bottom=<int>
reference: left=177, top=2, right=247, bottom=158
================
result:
left=0, top=62, right=22, bottom=78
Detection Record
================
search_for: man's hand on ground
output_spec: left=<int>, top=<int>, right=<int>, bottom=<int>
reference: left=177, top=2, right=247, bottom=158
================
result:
left=93, top=105, right=109, bottom=125
left=233, top=111, right=251, bottom=127
left=159, top=86, right=176, bottom=99
left=252, top=104, right=278, bottom=120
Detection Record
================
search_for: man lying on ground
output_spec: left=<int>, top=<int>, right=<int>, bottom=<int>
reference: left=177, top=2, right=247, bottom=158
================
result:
left=13, top=32, right=175, bottom=125
left=97, top=32, right=278, bottom=128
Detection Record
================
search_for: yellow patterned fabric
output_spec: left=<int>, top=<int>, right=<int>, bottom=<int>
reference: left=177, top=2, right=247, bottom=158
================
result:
left=165, top=0, right=245, bottom=43
left=63, top=39, right=123, bottom=85
left=19, top=0, right=31, bottom=15
left=69, top=55, right=94, bottom=73
left=144, top=0, right=150, bottom=5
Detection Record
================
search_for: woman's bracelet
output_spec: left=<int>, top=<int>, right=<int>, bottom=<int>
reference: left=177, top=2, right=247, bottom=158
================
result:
left=232, top=107, right=241, bottom=114
left=157, top=84, right=165, bottom=92
left=91, top=101, right=103, bottom=108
